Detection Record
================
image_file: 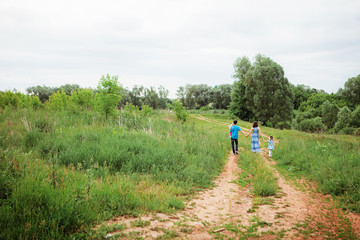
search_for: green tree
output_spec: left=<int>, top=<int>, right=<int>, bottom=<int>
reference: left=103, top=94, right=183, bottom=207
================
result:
left=47, top=91, right=69, bottom=111
left=181, top=84, right=212, bottom=109
left=298, top=92, right=329, bottom=114
left=298, top=117, right=326, bottom=133
left=229, top=80, right=253, bottom=120
left=129, top=85, right=144, bottom=108
left=233, top=56, right=251, bottom=81
left=0, top=91, right=21, bottom=109
left=94, top=74, right=122, bottom=119
left=342, top=74, right=360, bottom=108
left=176, top=86, right=186, bottom=106
left=334, top=106, right=352, bottom=133
left=291, top=84, right=317, bottom=110
left=232, top=54, right=293, bottom=127
left=321, top=100, right=339, bottom=129
left=59, top=84, right=80, bottom=96
left=352, top=105, right=360, bottom=128
left=25, top=95, right=42, bottom=110
left=143, top=87, right=159, bottom=109
left=210, top=84, right=232, bottom=109
left=157, top=85, right=169, bottom=109
left=69, top=89, right=94, bottom=109
left=173, top=101, right=188, bottom=124
left=26, top=85, right=55, bottom=102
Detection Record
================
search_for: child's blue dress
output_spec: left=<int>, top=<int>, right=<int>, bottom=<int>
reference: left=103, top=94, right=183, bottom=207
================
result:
left=251, top=127, right=261, bottom=153
left=267, top=140, right=274, bottom=150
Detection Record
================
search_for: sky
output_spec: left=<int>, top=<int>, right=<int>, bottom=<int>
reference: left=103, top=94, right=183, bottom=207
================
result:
left=1, top=0, right=360, bottom=98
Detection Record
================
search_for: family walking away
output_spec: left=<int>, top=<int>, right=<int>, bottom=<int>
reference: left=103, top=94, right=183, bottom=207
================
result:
left=230, top=120, right=278, bottom=158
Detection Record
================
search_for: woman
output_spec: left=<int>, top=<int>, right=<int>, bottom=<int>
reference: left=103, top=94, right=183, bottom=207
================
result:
left=246, top=121, right=264, bottom=153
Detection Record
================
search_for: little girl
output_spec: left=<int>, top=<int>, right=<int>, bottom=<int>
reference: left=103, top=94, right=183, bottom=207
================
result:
left=265, top=136, right=275, bottom=157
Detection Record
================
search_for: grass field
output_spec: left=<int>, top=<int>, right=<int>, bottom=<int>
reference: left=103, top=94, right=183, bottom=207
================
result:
left=0, top=108, right=229, bottom=239
left=1, top=108, right=359, bottom=239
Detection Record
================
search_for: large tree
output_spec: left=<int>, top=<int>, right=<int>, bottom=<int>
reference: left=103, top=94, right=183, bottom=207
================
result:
left=181, top=84, right=212, bottom=109
left=230, top=54, right=293, bottom=128
left=229, top=57, right=253, bottom=120
left=321, top=100, right=339, bottom=129
left=210, top=84, right=232, bottom=109
left=342, top=74, right=360, bottom=108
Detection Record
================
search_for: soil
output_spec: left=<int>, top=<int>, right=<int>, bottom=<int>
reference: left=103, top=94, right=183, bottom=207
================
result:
left=97, top=116, right=360, bottom=239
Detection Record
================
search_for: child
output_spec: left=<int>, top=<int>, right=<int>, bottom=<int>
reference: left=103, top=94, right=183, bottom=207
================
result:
left=265, top=136, right=275, bottom=157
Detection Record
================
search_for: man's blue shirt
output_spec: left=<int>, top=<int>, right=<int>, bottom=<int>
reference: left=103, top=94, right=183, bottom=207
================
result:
left=230, top=125, right=241, bottom=139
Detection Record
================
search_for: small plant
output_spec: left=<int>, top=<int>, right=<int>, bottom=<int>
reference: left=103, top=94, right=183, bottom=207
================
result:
left=94, top=74, right=122, bottom=119
left=173, top=101, right=188, bottom=124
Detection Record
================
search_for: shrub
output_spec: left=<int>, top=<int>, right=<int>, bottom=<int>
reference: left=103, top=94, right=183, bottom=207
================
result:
left=341, top=127, right=355, bottom=135
left=94, top=74, right=122, bottom=119
left=355, top=128, right=360, bottom=136
left=298, top=117, right=326, bottom=132
left=199, top=106, right=210, bottom=111
left=70, top=89, right=94, bottom=110
left=352, top=105, right=360, bottom=128
left=0, top=91, right=21, bottom=109
left=23, top=130, right=42, bottom=149
left=141, top=104, right=153, bottom=118
left=322, top=100, right=339, bottom=129
left=47, top=91, right=68, bottom=111
left=173, top=101, right=188, bottom=124
left=334, top=106, right=352, bottom=133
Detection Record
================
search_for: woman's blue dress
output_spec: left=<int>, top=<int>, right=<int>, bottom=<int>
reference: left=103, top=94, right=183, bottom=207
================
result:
left=251, top=127, right=261, bottom=153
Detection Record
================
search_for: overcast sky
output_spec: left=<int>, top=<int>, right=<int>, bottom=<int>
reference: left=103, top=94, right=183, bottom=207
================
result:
left=1, top=0, right=359, bottom=98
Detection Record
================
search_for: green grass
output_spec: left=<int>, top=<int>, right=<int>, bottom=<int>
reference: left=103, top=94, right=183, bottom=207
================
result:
left=0, top=108, right=229, bottom=239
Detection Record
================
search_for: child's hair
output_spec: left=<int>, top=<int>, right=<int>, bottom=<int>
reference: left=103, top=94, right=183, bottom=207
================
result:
left=252, top=121, right=258, bottom=128
left=233, top=120, right=237, bottom=124
left=270, top=136, right=273, bottom=140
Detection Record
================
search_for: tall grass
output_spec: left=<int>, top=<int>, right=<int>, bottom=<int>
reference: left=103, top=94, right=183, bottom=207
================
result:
left=237, top=145, right=278, bottom=197
left=274, top=132, right=360, bottom=212
left=0, top=108, right=229, bottom=239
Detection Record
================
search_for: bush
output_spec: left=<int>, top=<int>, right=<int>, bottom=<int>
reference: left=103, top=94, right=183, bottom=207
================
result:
left=322, top=100, right=339, bottom=129
left=173, top=101, right=188, bottom=124
left=355, top=128, right=360, bottom=136
left=47, top=91, right=69, bottom=111
left=352, top=105, right=360, bottom=128
left=23, top=130, right=42, bottom=149
left=199, top=106, right=210, bottom=111
left=298, top=117, right=326, bottom=133
left=94, top=74, right=122, bottom=119
left=334, top=106, right=352, bottom=133
left=341, top=127, right=355, bottom=135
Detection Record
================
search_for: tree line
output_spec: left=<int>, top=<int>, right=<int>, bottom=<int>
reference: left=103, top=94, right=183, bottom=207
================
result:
left=1, top=55, right=359, bottom=134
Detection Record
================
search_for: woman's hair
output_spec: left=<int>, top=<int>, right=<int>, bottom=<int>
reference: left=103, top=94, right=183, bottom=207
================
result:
left=270, top=136, right=273, bottom=140
left=252, top=121, right=258, bottom=128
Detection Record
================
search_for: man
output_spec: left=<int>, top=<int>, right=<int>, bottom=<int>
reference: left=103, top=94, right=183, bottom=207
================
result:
left=230, top=120, right=246, bottom=155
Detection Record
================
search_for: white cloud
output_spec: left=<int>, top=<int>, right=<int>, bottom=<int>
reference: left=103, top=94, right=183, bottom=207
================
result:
left=1, top=0, right=360, bottom=97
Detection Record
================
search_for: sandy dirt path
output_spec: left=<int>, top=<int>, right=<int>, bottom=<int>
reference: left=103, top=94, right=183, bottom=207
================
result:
left=98, top=115, right=360, bottom=239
